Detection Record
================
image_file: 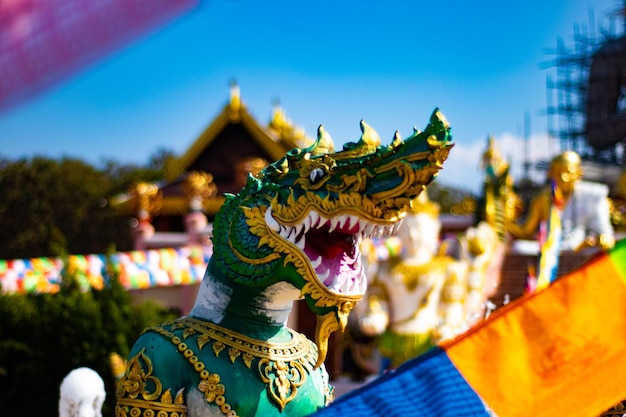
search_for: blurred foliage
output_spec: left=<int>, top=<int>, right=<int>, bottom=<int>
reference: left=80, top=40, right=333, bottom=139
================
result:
left=0, top=150, right=179, bottom=416
left=0, top=149, right=174, bottom=259
left=0, top=264, right=177, bottom=417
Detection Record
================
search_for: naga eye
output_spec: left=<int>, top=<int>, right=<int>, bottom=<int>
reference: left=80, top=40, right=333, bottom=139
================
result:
left=309, top=168, right=326, bottom=184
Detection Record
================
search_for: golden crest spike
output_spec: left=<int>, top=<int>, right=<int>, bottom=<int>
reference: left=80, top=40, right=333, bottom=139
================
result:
left=359, top=120, right=381, bottom=148
left=391, top=130, right=402, bottom=147
left=311, top=125, right=334, bottom=156
left=434, top=108, right=450, bottom=129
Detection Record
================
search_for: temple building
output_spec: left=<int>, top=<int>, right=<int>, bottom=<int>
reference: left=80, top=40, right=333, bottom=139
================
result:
left=112, top=82, right=312, bottom=251
left=1, top=84, right=359, bottom=375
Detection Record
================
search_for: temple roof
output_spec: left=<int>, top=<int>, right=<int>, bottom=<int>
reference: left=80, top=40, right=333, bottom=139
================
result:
left=113, top=83, right=312, bottom=219
left=168, top=82, right=311, bottom=182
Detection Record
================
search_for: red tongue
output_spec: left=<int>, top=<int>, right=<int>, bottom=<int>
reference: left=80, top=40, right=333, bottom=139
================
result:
left=322, top=240, right=351, bottom=258
left=308, top=229, right=355, bottom=259
left=323, top=234, right=357, bottom=258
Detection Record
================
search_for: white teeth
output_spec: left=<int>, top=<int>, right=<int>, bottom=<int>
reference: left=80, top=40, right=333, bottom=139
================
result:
left=302, top=215, right=311, bottom=232
left=328, top=218, right=338, bottom=233
left=358, top=270, right=367, bottom=292
left=393, top=219, right=404, bottom=234
left=356, top=219, right=366, bottom=234
left=317, top=269, right=331, bottom=282
left=310, top=211, right=320, bottom=228
left=340, top=276, right=348, bottom=292
left=310, top=254, right=322, bottom=269
left=294, top=223, right=304, bottom=239
left=319, top=216, right=329, bottom=229
left=268, top=208, right=375, bottom=297
left=341, top=276, right=350, bottom=293
left=349, top=276, right=357, bottom=292
left=349, top=215, right=360, bottom=231
left=265, top=207, right=280, bottom=232
left=328, top=275, right=339, bottom=291
left=338, top=214, right=349, bottom=229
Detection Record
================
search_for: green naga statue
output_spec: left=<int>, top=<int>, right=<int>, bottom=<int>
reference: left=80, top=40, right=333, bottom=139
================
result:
left=115, top=109, right=453, bottom=417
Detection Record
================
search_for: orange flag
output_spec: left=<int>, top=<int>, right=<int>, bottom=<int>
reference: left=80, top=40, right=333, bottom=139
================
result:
left=445, top=240, right=626, bottom=417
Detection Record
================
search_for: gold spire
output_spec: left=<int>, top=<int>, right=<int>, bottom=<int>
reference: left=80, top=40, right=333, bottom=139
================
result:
left=228, top=80, right=242, bottom=121
left=229, top=80, right=241, bottom=110
left=268, top=100, right=311, bottom=147
left=481, top=134, right=508, bottom=176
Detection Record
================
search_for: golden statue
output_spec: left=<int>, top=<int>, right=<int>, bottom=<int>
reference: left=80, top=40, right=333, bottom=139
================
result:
left=506, top=151, right=615, bottom=251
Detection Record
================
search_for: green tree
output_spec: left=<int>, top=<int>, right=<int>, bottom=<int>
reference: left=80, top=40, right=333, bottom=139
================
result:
left=0, top=268, right=176, bottom=417
left=100, top=147, right=175, bottom=195
left=0, top=151, right=174, bottom=259
left=0, top=151, right=179, bottom=416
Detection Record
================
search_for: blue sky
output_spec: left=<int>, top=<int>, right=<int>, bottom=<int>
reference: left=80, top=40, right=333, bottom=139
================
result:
left=0, top=0, right=621, bottom=193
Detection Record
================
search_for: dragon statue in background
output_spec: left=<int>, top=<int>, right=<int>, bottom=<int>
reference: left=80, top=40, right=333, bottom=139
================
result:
left=115, top=109, right=453, bottom=417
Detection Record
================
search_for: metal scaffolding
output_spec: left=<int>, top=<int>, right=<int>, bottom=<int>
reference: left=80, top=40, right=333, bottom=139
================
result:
left=543, top=2, right=626, bottom=180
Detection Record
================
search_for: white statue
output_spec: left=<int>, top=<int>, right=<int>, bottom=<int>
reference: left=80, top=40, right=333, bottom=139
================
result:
left=356, top=193, right=500, bottom=369
left=59, top=367, right=106, bottom=417
left=455, top=221, right=500, bottom=329
left=358, top=194, right=460, bottom=368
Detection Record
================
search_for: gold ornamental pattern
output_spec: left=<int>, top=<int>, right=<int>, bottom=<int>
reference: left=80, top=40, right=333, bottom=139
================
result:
left=151, top=317, right=319, bottom=411
left=115, top=349, right=187, bottom=417
left=148, top=322, right=239, bottom=417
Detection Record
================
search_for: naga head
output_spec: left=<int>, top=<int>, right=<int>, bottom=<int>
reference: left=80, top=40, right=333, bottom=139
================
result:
left=210, top=108, right=453, bottom=367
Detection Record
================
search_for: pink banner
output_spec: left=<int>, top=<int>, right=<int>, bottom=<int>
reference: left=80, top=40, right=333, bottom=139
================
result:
left=0, top=0, right=196, bottom=111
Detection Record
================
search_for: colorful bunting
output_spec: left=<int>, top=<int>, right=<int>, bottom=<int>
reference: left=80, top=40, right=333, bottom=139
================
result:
left=0, top=245, right=211, bottom=293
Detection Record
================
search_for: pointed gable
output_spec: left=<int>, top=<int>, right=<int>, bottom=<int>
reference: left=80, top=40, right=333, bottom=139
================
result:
left=168, top=82, right=310, bottom=195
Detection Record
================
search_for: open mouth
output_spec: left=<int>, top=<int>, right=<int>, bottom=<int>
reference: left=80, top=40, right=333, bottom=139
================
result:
left=265, top=208, right=401, bottom=295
